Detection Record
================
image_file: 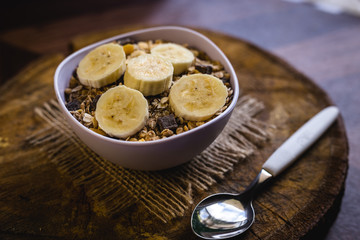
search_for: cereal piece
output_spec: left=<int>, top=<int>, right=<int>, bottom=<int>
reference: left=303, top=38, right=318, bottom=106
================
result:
left=151, top=98, right=159, bottom=107
left=83, top=113, right=93, bottom=123
left=146, top=130, right=156, bottom=137
left=157, top=102, right=168, bottom=109
left=187, top=66, right=195, bottom=72
left=220, top=105, right=228, bottom=112
left=160, top=97, right=169, bottom=104
left=139, top=129, right=147, bottom=139
left=157, top=114, right=178, bottom=131
left=213, top=71, right=224, bottom=79
left=196, top=121, right=205, bottom=127
left=71, top=85, right=83, bottom=92
left=176, top=127, right=184, bottom=134
left=65, top=88, right=72, bottom=95
left=66, top=99, right=81, bottom=111
left=147, top=118, right=157, bottom=129
left=187, top=121, right=197, bottom=130
left=161, top=129, right=174, bottom=137
left=145, top=130, right=159, bottom=141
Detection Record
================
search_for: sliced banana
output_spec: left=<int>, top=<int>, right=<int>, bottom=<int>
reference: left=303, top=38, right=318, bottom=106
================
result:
left=95, top=85, right=148, bottom=139
left=151, top=43, right=194, bottom=75
left=169, top=74, right=228, bottom=121
left=124, top=54, right=173, bottom=96
left=77, top=43, right=126, bottom=88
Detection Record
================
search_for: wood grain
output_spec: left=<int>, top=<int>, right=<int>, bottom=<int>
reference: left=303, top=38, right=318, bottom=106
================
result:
left=0, top=28, right=348, bottom=239
left=1, top=1, right=359, bottom=239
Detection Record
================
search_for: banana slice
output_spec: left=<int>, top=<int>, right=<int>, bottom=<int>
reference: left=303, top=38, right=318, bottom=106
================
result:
left=124, top=54, right=173, bottom=96
left=77, top=43, right=126, bottom=88
left=95, top=85, right=148, bottom=139
left=151, top=43, right=194, bottom=75
left=169, top=74, right=228, bottom=121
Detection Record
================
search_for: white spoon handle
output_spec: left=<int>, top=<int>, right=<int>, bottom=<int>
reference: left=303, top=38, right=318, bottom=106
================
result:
left=262, top=106, right=339, bottom=177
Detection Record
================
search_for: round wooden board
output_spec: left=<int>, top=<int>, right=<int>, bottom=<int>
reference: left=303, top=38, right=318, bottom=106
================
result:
left=0, top=28, right=348, bottom=240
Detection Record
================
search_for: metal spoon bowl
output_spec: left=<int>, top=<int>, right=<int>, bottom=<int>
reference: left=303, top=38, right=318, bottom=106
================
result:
left=191, top=106, right=339, bottom=239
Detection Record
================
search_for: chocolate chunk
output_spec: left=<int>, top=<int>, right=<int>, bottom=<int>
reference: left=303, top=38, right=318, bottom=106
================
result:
left=195, top=64, right=213, bottom=74
left=157, top=114, right=178, bottom=131
left=66, top=99, right=81, bottom=111
left=90, top=94, right=101, bottom=111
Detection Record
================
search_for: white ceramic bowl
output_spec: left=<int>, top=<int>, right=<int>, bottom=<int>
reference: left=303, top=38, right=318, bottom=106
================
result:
left=54, top=26, right=239, bottom=171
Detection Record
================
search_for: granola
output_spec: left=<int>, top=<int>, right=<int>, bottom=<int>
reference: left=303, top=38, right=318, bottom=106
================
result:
left=65, top=39, right=234, bottom=141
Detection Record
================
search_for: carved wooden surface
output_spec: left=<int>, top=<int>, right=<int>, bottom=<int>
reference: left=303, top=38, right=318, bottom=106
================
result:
left=0, top=29, right=348, bottom=240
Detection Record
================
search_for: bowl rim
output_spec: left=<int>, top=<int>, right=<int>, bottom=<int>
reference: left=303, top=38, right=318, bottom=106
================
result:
left=54, top=25, right=240, bottom=146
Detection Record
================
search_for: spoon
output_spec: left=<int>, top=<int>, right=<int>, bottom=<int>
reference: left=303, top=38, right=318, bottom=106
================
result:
left=191, top=106, right=339, bottom=239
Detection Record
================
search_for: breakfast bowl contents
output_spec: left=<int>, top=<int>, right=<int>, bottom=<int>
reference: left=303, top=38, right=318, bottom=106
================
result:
left=65, top=39, right=234, bottom=142
left=54, top=26, right=239, bottom=170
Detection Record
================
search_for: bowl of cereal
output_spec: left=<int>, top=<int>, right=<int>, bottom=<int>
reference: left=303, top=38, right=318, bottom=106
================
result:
left=54, top=26, right=239, bottom=170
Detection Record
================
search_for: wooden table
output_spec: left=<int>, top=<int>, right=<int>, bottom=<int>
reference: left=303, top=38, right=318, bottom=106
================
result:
left=1, top=1, right=359, bottom=239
